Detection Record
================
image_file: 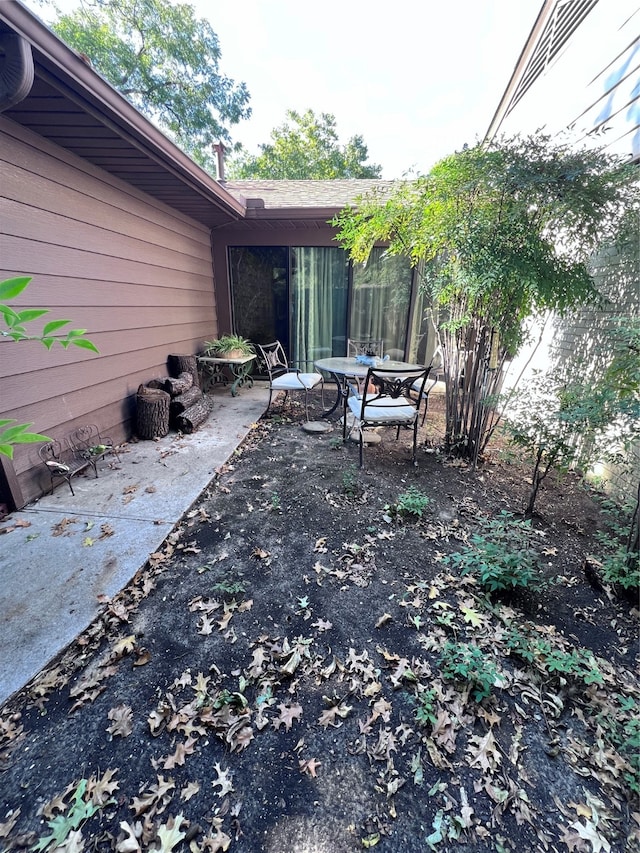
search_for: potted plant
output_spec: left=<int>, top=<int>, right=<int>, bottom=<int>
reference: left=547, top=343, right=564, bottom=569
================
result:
left=203, top=334, right=255, bottom=360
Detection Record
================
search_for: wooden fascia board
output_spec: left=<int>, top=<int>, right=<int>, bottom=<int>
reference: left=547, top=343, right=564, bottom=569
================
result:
left=244, top=207, right=343, bottom=221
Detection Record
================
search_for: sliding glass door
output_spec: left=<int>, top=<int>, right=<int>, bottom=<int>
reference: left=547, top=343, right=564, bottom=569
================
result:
left=229, top=245, right=415, bottom=369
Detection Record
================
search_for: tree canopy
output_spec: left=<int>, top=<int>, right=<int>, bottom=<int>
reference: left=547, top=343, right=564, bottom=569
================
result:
left=334, top=134, right=638, bottom=459
left=227, top=109, right=382, bottom=179
left=50, top=0, right=251, bottom=170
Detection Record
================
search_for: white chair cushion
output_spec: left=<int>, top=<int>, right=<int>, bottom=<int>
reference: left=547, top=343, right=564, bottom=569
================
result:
left=348, top=395, right=416, bottom=422
left=272, top=372, right=322, bottom=391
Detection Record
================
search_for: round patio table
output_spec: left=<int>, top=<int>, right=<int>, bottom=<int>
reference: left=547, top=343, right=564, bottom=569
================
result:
left=314, top=356, right=423, bottom=416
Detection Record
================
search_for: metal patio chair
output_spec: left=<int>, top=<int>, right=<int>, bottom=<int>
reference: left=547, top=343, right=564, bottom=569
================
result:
left=257, top=341, right=324, bottom=421
left=347, top=338, right=384, bottom=358
left=343, top=365, right=430, bottom=467
left=411, top=345, right=445, bottom=425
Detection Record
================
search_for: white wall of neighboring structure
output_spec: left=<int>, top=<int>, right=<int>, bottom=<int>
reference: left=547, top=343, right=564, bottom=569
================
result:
left=489, top=0, right=640, bottom=160
left=487, top=0, right=640, bottom=501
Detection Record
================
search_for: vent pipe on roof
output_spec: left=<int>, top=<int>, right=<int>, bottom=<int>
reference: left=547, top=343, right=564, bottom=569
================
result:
left=213, top=142, right=226, bottom=181
left=0, top=32, right=35, bottom=113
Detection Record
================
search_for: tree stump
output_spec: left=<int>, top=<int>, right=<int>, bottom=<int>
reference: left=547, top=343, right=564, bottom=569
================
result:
left=170, top=386, right=203, bottom=425
left=164, top=371, right=193, bottom=397
left=136, top=385, right=170, bottom=439
left=167, top=354, right=200, bottom=388
left=175, top=398, right=210, bottom=434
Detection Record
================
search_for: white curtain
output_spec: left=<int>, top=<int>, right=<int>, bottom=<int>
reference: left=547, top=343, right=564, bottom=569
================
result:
left=291, top=247, right=348, bottom=370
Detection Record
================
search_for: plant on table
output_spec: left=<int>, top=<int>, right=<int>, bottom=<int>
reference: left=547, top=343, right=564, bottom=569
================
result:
left=203, top=334, right=255, bottom=358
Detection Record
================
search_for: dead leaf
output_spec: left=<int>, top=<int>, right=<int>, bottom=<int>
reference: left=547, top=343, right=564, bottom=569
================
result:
left=212, top=763, right=234, bottom=797
left=112, top=635, right=136, bottom=658
left=52, top=517, right=79, bottom=536
left=131, top=775, right=175, bottom=817
left=107, top=704, right=133, bottom=738
left=376, top=613, right=393, bottom=628
left=116, top=820, right=141, bottom=852
left=133, top=648, right=151, bottom=667
left=460, top=604, right=485, bottom=627
left=299, top=757, right=321, bottom=777
left=180, top=781, right=200, bottom=802
left=163, top=737, right=196, bottom=769
left=467, top=730, right=501, bottom=773
left=0, top=808, right=20, bottom=838
left=155, top=814, right=186, bottom=852
left=272, top=702, right=303, bottom=731
left=569, top=819, right=611, bottom=853
left=99, top=523, right=115, bottom=539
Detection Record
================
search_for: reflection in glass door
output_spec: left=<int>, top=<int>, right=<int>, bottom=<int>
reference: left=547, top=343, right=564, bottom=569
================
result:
left=229, top=247, right=289, bottom=352
left=350, top=248, right=413, bottom=360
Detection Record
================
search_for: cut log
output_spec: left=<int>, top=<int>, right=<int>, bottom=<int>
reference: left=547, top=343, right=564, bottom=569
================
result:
left=136, top=385, right=170, bottom=439
left=145, top=378, right=167, bottom=391
left=164, top=371, right=193, bottom=397
left=175, top=398, right=210, bottom=434
left=170, top=386, right=203, bottom=422
left=167, top=354, right=200, bottom=388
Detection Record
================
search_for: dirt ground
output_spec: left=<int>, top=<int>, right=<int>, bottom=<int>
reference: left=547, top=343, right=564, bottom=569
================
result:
left=1, top=391, right=639, bottom=853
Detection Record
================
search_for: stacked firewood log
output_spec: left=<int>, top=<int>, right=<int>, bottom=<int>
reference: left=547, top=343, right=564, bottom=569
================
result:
left=136, top=354, right=211, bottom=439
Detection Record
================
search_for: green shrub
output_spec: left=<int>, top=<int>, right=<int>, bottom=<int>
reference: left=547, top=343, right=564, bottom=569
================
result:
left=443, top=511, right=541, bottom=594
left=594, top=498, right=639, bottom=593
left=439, top=641, right=498, bottom=702
left=385, top=486, right=430, bottom=520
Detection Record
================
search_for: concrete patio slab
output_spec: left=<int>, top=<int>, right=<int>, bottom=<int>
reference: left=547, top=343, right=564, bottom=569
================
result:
left=0, top=385, right=269, bottom=706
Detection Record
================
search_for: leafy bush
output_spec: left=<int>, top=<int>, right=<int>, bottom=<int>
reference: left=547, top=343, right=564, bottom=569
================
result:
left=439, top=641, right=498, bottom=701
left=412, top=686, right=438, bottom=727
left=342, top=464, right=359, bottom=496
left=443, top=511, right=541, bottom=594
left=385, top=486, right=430, bottom=520
left=594, top=498, right=639, bottom=593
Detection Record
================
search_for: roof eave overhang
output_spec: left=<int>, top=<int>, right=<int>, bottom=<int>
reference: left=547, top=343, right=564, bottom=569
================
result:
left=0, top=0, right=246, bottom=221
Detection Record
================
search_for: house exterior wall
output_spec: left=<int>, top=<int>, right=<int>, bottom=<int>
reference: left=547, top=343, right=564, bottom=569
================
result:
left=551, top=215, right=640, bottom=498
left=1, top=116, right=218, bottom=506
left=488, top=0, right=640, bottom=503
left=490, top=0, right=640, bottom=161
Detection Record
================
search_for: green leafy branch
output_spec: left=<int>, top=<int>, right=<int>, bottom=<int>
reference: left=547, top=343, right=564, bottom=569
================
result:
left=1, top=276, right=99, bottom=459
left=0, top=277, right=99, bottom=351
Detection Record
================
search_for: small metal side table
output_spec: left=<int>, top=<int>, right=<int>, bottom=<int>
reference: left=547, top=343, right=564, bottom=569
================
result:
left=197, top=355, right=256, bottom=396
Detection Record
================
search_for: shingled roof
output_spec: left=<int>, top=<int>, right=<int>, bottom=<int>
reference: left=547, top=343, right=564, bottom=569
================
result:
left=218, top=180, right=397, bottom=227
left=223, top=180, right=396, bottom=211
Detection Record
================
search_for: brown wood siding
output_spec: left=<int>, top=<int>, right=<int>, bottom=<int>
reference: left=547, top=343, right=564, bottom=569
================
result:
left=0, top=117, right=219, bottom=506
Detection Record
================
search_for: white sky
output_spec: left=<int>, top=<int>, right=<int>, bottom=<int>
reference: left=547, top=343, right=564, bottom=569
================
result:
left=28, top=0, right=545, bottom=178
left=191, top=0, right=544, bottom=177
